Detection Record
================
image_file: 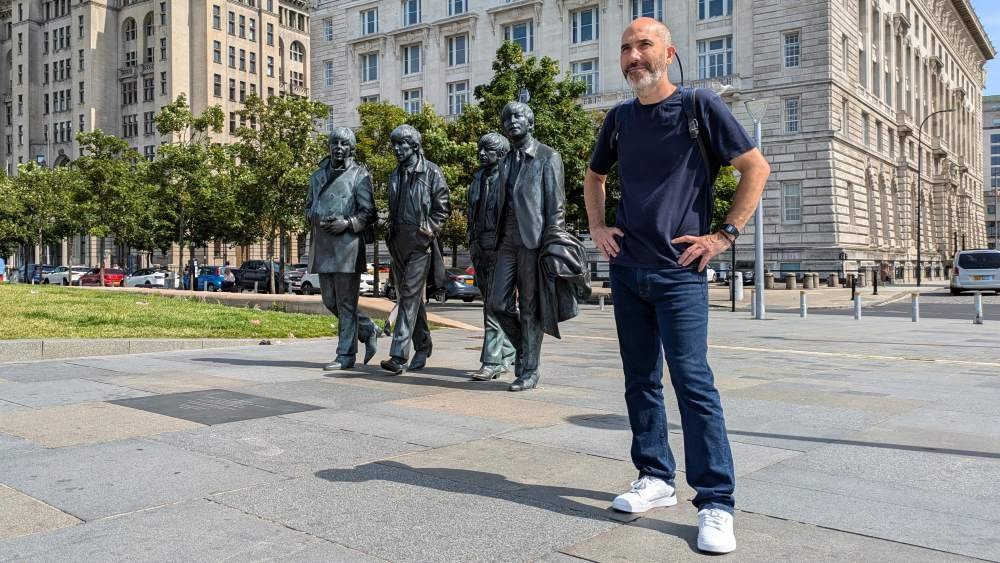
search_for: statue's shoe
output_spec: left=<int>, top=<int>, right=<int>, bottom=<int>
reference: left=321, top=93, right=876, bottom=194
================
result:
left=508, top=371, right=539, bottom=392
left=471, top=364, right=507, bottom=381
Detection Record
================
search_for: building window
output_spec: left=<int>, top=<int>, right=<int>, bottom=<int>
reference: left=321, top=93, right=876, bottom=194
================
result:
left=631, top=0, right=663, bottom=20
left=361, top=8, right=378, bottom=35
left=841, top=34, right=848, bottom=75
left=403, top=88, right=422, bottom=114
left=697, top=36, right=732, bottom=78
left=571, top=59, right=599, bottom=95
left=324, top=18, right=334, bottom=41
left=448, top=35, right=467, bottom=67
left=403, top=44, right=421, bottom=75
left=267, top=56, right=274, bottom=77
left=448, top=0, right=466, bottom=16
left=862, top=112, right=870, bottom=145
left=323, top=60, right=334, bottom=86
left=229, top=79, right=236, bottom=101
left=571, top=8, right=598, bottom=44
left=79, top=81, right=84, bottom=104
left=782, top=182, right=801, bottom=223
left=80, top=14, right=86, bottom=37
left=144, top=145, right=155, bottom=160
left=698, top=0, right=733, bottom=19
left=361, top=53, right=378, bottom=82
left=266, top=23, right=274, bottom=45
left=361, top=94, right=380, bottom=104
left=403, top=0, right=420, bottom=26
left=239, top=49, right=246, bottom=70
left=160, top=37, right=167, bottom=60
left=229, top=46, right=236, bottom=67
left=783, top=97, right=799, bottom=133
left=249, top=18, right=256, bottom=42
left=160, top=2, right=167, bottom=26
left=124, top=19, right=137, bottom=41
left=249, top=52, right=256, bottom=74
left=447, top=81, right=468, bottom=115
left=228, top=11, right=235, bottom=35
left=783, top=31, right=800, bottom=68
left=212, top=5, right=221, bottom=29
left=238, top=15, right=246, bottom=37
left=144, top=111, right=155, bottom=135
left=121, top=81, right=137, bottom=105
left=841, top=98, right=849, bottom=136
left=229, top=112, right=236, bottom=133
left=876, top=121, right=882, bottom=153
left=290, top=42, right=305, bottom=62
left=504, top=21, right=534, bottom=53
left=144, top=78, right=154, bottom=101
left=239, top=81, right=246, bottom=102
left=213, top=41, right=221, bottom=63
left=160, top=72, right=167, bottom=95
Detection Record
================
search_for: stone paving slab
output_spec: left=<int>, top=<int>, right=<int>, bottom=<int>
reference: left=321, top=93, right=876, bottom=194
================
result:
left=0, top=402, right=202, bottom=448
left=389, top=389, right=613, bottom=429
left=738, top=477, right=1000, bottom=561
left=0, top=361, right=121, bottom=383
left=109, top=389, right=323, bottom=426
left=153, top=416, right=426, bottom=477
left=213, top=463, right=618, bottom=563
left=83, top=372, right=255, bottom=394
left=243, top=378, right=412, bottom=410
left=0, top=432, right=42, bottom=455
left=0, top=378, right=152, bottom=408
left=725, top=381, right=928, bottom=414
left=0, top=498, right=380, bottom=562
left=0, top=484, right=81, bottom=541
left=0, top=438, right=279, bottom=520
left=284, top=407, right=507, bottom=448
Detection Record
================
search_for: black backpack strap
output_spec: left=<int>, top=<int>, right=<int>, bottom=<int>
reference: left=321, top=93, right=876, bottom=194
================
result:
left=608, top=100, right=629, bottom=157
left=681, top=87, right=719, bottom=235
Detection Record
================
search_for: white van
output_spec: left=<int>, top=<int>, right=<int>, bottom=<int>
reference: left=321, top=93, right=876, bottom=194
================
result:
left=950, top=250, right=1000, bottom=295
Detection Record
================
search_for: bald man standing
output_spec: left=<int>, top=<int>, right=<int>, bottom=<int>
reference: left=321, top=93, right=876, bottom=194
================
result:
left=585, top=18, right=770, bottom=554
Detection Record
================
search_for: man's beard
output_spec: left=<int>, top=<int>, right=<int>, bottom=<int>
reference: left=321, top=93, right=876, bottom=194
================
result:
left=625, top=63, right=665, bottom=91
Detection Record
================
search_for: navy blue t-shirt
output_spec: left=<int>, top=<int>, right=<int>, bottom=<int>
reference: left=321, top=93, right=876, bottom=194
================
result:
left=589, top=88, right=755, bottom=269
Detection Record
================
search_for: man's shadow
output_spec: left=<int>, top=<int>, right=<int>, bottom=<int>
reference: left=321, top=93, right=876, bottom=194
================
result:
left=314, top=461, right=699, bottom=552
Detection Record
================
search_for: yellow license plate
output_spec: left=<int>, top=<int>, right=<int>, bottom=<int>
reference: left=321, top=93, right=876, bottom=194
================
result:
left=974, top=275, right=983, bottom=281
left=465, top=279, right=474, bottom=285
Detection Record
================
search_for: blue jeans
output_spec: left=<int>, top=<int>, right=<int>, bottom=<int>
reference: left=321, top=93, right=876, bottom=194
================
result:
left=610, top=264, right=735, bottom=514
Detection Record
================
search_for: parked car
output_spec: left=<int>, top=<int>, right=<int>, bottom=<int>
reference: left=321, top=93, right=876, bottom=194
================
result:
left=44, top=265, right=90, bottom=286
left=23, top=264, right=57, bottom=284
left=284, top=263, right=309, bottom=288
left=77, top=268, right=127, bottom=286
left=950, top=249, right=1000, bottom=295
left=181, top=265, right=235, bottom=292
left=231, top=260, right=287, bottom=293
left=292, top=272, right=375, bottom=296
left=359, top=273, right=374, bottom=296
left=444, top=268, right=480, bottom=302
left=125, top=268, right=168, bottom=288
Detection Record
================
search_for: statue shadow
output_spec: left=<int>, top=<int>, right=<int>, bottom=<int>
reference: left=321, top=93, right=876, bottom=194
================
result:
left=324, top=366, right=512, bottom=392
left=314, top=462, right=700, bottom=552
left=190, top=357, right=328, bottom=369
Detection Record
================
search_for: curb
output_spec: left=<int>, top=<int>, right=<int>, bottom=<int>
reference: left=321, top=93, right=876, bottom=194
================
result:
left=0, top=338, right=330, bottom=364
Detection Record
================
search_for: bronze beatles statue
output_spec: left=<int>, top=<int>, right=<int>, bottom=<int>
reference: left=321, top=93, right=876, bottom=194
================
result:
left=306, top=128, right=379, bottom=370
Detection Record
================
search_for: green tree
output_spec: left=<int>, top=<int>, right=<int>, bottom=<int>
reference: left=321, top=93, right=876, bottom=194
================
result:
left=73, top=130, right=157, bottom=286
left=11, top=163, right=82, bottom=269
left=234, top=93, right=328, bottom=293
left=150, top=94, right=230, bottom=291
left=472, top=41, right=595, bottom=227
left=711, top=166, right=738, bottom=232
left=0, top=174, right=28, bottom=260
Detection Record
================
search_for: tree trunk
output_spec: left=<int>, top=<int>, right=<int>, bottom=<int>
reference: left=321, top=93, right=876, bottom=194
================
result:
left=189, top=243, right=197, bottom=293
left=177, top=210, right=185, bottom=292
left=278, top=225, right=286, bottom=295
left=451, top=242, right=458, bottom=268
left=267, top=226, right=277, bottom=294
left=373, top=239, right=381, bottom=297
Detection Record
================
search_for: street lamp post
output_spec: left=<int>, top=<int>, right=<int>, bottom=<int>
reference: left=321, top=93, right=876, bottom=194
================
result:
left=915, top=108, right=955, bottom=287
left=993, top=170, right=999, bottom=250
left=744, top=99, right=768, bottom=319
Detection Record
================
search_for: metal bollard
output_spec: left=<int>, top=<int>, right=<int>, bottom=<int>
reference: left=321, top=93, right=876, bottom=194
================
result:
left=911, top=292, right=920, bottom=323
left=254, top=281, right=259, bottom=293
left=599, top=295, right=606, bottom=312
left=800, top=291, right=808, bottom=319
left=873, top=273, right=879, bottom=295
left=749, top=291, right=755, bottom=318
left=974, top=292, right=984, bottom=325
left=734, top=274, right=744, bottom=302
left=854, top=294, right=862, bottom=320
left=850, top=276, right=856, bottom=301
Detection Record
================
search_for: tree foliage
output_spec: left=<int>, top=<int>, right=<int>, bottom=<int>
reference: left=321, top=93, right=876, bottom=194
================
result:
left=10, top=163, right=82, bottom=259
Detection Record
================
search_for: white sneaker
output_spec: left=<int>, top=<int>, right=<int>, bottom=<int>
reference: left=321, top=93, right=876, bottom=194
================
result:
left=697, top=508, right=736, bottom=554
left=611, top=476, right=677, bottom=513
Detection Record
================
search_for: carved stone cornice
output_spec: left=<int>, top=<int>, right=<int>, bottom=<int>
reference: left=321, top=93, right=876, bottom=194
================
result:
left=348, top=33, right=387, bottom=54
left=486, top=0, right=544, bottom=29
left=436, top=12, right=479, bottom=40
left=387, top=23, right=431, bottom=47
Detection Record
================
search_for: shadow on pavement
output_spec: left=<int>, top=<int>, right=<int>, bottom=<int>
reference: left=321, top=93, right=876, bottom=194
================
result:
left=189, top=357, right=328, bottom=369
left=314, top=462, right=700, bottom=553
left=566, top=414, right=1000, bottom=460
left=324, top=367, right=512, bottom=392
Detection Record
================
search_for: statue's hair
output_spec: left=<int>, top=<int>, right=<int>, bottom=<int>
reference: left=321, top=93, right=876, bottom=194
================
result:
left=501, top=102, right=535, bottom=128
left=389, top=124, right=423, bottom=155
left=478, top=132, right=510, bottom=157
left=328, top=127, right=357, bottom=149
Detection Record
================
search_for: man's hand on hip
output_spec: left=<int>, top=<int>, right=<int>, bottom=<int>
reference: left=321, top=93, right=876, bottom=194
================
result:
left=672, top=232, right=733, bottom=271
left=591, top=225, right=624, bottom=260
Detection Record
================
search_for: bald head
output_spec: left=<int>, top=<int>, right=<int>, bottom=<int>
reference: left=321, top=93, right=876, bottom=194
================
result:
left=620, top=17, right=676, bottom=94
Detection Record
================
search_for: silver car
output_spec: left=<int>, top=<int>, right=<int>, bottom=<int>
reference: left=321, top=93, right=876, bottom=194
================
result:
left=950, top=250, right=1000, bottom=295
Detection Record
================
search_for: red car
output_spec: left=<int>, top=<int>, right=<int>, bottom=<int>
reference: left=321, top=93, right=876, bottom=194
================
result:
left=77, top=268, right=126, bottom=287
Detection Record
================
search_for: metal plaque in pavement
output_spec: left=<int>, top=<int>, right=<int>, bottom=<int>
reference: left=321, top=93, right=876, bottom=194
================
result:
left=109, top=389, right=322, bottom=425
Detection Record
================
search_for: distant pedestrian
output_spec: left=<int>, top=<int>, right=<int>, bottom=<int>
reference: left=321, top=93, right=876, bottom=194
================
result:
left=584, top=18, right=770, bottom=554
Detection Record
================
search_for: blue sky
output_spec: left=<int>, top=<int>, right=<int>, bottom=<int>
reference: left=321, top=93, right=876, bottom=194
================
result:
left=971, top=0, right=1000, bottom=95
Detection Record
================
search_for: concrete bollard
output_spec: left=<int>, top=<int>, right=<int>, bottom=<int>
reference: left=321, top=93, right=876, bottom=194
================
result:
left=911, top=292, right=920, bottom=323
left=800, top=291, right=808, bottom=318
left=854, top=294, right=862, bottom=320
left=828, top=273, right=838, bottom=288
left=974, top=292, right=984, bottom=325
left=784, top=274, right=797, bottom=290
left=764, top=273, right=775, bottom=289
left=733, top=274, right=744, bottom=302
left=813, top=273, right=821, bottom=288
left=804, top=274, right=816, bottom=289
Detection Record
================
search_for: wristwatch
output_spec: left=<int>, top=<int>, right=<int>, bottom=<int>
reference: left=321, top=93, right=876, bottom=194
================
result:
left=720, top=223, right=740, bottom=242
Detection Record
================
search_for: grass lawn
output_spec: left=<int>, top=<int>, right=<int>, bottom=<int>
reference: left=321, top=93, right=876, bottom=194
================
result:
left=0, top=284, right=340, bottom=339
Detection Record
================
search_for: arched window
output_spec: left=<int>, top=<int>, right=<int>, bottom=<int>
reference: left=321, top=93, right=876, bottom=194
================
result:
left=144, top=12, right=154, bottom=38
left=123, top=18, right=137, bottom=42
left=290, top=41, right=305, bottom=62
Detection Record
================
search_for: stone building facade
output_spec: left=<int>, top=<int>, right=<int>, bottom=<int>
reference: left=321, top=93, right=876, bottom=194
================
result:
left=985, top=94, right=999, bottom=250
left=312, top=0, right=994, bottom=280
left=0, top=0, right=311, bottom=272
